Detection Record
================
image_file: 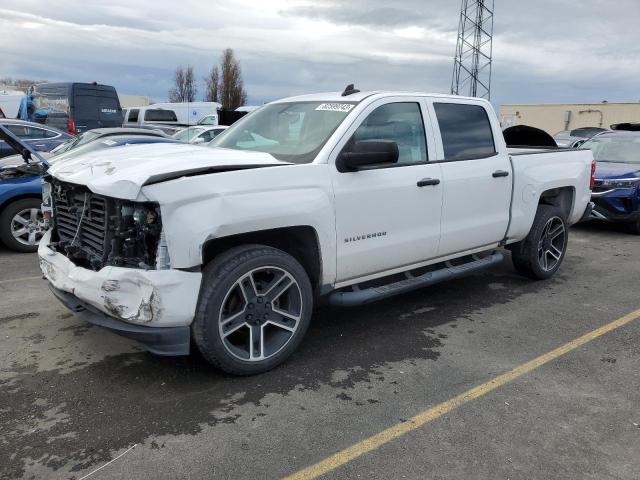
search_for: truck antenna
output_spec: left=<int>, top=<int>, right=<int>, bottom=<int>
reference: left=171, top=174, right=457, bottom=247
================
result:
left=341, top=84, right=360, bottom=97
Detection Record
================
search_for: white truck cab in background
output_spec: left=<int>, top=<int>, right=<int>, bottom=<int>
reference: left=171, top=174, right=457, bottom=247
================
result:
left=39, top=88, right=594, bottom=375
left=123, top=102, right=221, bottom=129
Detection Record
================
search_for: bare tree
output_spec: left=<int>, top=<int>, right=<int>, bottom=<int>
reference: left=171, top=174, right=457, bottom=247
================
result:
left=169, top=65, right=197, bottom=102
left=219, top=48, right=247, bottom=110
left=203, top=65, right=219, bottom=102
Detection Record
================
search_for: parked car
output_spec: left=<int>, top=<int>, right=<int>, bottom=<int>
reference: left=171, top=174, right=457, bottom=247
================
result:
left=36, top=88, right=595, bottom=375
left=173, top=125, right=228, bottom=144
left=124, top=102, right=220, bottom=129
left=1, top=134, right=180, bottom=168
left=583, top=131, right=640, bottom=233
left=0, top=126, right=177, bottom=252
left=0, top=119, right=72, bottom=158
left=554, top=127, right=607, bottom=148
left=48, top=127, right=167, bottom=156
left=29, top=82, right=123, bottom=134
left=197, top=114, right=218, bottom=125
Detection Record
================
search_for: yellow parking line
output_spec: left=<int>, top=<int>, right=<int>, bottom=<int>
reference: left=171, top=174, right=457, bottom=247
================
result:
left=0, top=275, right=42, bottom=285
left=283, top=307, right=640, bottom=480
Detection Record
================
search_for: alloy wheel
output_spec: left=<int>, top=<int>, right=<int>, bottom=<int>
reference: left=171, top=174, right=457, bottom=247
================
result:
left=11, top=208, right=44, bottom=246
left=537, top=216, right=566, bottom=272
left=218, top=266, right=303, bottom=362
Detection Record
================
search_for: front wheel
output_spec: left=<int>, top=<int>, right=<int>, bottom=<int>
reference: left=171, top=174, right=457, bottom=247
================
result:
left=0, top=198, right=45, bottom=253
left=509, top=205, right=568, bottom=280
left=193, top=245, right=313, bottom=375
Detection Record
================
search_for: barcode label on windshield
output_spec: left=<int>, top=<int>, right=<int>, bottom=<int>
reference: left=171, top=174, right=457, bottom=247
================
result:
left=315, top=103, right=354, bottom=112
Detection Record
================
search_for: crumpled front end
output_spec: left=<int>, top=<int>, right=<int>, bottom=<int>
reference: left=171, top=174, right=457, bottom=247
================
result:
left=39, top=230, right=202, bottom=327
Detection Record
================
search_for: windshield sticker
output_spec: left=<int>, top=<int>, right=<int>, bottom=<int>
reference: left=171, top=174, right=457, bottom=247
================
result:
left=315, top=103, right=355, bottom=113
left=102, top=139, right=117, bottom=146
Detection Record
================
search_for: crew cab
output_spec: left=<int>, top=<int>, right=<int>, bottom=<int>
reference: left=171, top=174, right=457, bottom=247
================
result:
left=37, top=88, right=594, bottom=375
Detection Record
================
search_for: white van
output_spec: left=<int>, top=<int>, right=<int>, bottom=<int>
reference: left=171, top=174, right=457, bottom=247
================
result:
left=0, top=90, right=26, bottom=119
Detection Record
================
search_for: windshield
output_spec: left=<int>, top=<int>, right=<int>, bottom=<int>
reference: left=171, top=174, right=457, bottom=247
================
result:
left=198, top=115, right=216, bottom=125
left=211, top=101, right=357, bottom=163
left=582, top=135, right=640, bottom=163
left=50, top=130, right=101, bottom=155
left=173, top=127, right=206, bottom=142
left=570, top=127, right=605, bottom=138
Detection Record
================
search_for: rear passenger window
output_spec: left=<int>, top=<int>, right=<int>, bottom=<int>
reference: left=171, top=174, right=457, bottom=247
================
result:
left=351, top=102, right=427, bottom=164
left=42, top=129, right=59, bottom=138
left=128, top=109, right=139, bottom=122
left=7, top=124, right=45, bottom=139
left=434, top=103, right=496, bottom=161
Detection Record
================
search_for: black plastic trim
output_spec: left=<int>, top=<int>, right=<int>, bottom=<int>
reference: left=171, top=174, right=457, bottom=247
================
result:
left=49, top=285, right=191, bottom=356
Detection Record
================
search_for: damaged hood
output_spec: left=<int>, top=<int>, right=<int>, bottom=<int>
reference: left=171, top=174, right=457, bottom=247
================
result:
left=47, top=143, right=291, bottom=199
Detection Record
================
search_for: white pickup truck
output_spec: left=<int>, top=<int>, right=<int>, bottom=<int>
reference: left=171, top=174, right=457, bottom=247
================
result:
left=37, top=88, right=595, bottom=374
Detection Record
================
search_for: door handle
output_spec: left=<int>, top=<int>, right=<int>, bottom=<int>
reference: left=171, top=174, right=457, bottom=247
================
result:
left=417, top=178, right=440, bottom=187
left=492, top=170, right=510, bottom=178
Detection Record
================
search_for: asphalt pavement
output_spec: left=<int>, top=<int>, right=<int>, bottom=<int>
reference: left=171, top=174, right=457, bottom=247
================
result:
left=1, top=222, right=639, bottom=480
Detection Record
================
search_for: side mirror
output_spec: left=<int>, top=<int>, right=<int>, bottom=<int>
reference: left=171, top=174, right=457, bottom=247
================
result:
left=337, top=140, right=399, bottom=172
left=572, top=139, right=586, bottom=148
left=192, top=137, right=205, bottom=144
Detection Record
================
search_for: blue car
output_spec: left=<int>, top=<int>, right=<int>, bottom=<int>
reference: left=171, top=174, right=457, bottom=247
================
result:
left=0, top=119, right=73, bottom=158
left=584, top=131, right=640, bottom=234
left=0, top=128, right=179, bottom=253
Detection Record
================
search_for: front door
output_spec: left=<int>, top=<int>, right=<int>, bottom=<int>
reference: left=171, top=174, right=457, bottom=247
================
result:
left=330, top=99, right=443, bottom=283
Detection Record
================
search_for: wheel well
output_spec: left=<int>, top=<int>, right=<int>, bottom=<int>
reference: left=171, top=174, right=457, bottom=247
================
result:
left=0, top=194, right=41, bottom=216
left=202, top=226, right=322, bottom=291
left=538, top=187, right=574, bottom=219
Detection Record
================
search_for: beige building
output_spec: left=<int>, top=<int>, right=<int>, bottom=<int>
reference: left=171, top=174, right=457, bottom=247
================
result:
left=499, top=102, right=640, bottom=134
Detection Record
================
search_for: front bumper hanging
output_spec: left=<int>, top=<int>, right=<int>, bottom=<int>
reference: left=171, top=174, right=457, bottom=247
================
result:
left=50, top=285, right=191, bottom=356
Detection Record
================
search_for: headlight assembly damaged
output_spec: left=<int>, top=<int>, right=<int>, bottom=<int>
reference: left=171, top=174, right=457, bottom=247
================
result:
left=47, top=179, right=165, bottom=271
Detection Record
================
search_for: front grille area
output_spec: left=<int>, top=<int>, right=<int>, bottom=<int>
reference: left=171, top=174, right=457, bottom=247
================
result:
left=49, top=179, right=162, bottom=271
left=53, top=182, right=110, bottom=262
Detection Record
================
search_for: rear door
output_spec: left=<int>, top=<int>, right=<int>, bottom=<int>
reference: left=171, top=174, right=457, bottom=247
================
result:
left=72, top=85, right=123, bottom=132
left=428, top=100, right=512, bottom=256
left=330, top=97, right=443, bottom=283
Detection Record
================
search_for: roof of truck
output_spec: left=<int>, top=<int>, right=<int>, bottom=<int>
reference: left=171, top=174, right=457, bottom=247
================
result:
left=274, top=90, right=482, bottom=104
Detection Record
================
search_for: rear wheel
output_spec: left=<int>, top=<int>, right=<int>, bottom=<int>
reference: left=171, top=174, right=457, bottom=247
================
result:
left=509, top=205, right=568, bottom=280
left=193, top=245, right=313, bottom=375
left=0, top=198, right=45, bottom=253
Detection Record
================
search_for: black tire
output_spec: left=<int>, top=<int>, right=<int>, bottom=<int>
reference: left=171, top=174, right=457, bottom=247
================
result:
left=0, top=198, right=44, bottom=253
left=508, top=205, right=569, bottom=280
left=626, top=219, right=640, bottom=235
left=193, top=245, right=313, bottom=375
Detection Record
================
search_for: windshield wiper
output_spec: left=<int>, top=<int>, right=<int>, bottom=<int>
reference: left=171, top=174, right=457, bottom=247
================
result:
left=0, top=124, right=51, bottom=170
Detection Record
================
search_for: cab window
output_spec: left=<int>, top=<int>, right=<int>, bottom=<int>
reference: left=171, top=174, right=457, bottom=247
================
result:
left=434, top=103, right=496, bottom=161
left=350, top=102, right=428, bottom=164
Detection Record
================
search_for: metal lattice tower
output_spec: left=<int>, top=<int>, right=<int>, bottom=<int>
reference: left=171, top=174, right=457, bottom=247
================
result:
left=451, top=0, right=494, bottom=99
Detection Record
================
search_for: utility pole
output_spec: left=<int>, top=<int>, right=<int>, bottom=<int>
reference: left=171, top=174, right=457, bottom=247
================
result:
left=451, top=0, right=494, bottom=99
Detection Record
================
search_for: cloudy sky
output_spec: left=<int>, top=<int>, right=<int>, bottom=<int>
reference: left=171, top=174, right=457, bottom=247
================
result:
left=1, top=0, right=640, bottom=108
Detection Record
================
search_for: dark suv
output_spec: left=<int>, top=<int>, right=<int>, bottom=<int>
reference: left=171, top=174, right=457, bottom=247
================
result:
left=584, top=131, right=640, bottom=233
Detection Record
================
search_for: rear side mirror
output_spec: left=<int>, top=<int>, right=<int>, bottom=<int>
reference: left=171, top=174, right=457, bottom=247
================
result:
left=337, top=140, right=399, bottom=172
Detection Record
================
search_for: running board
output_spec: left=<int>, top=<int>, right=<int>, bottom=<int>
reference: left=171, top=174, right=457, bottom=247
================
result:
left=329, top=251, right=504, bottom=307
